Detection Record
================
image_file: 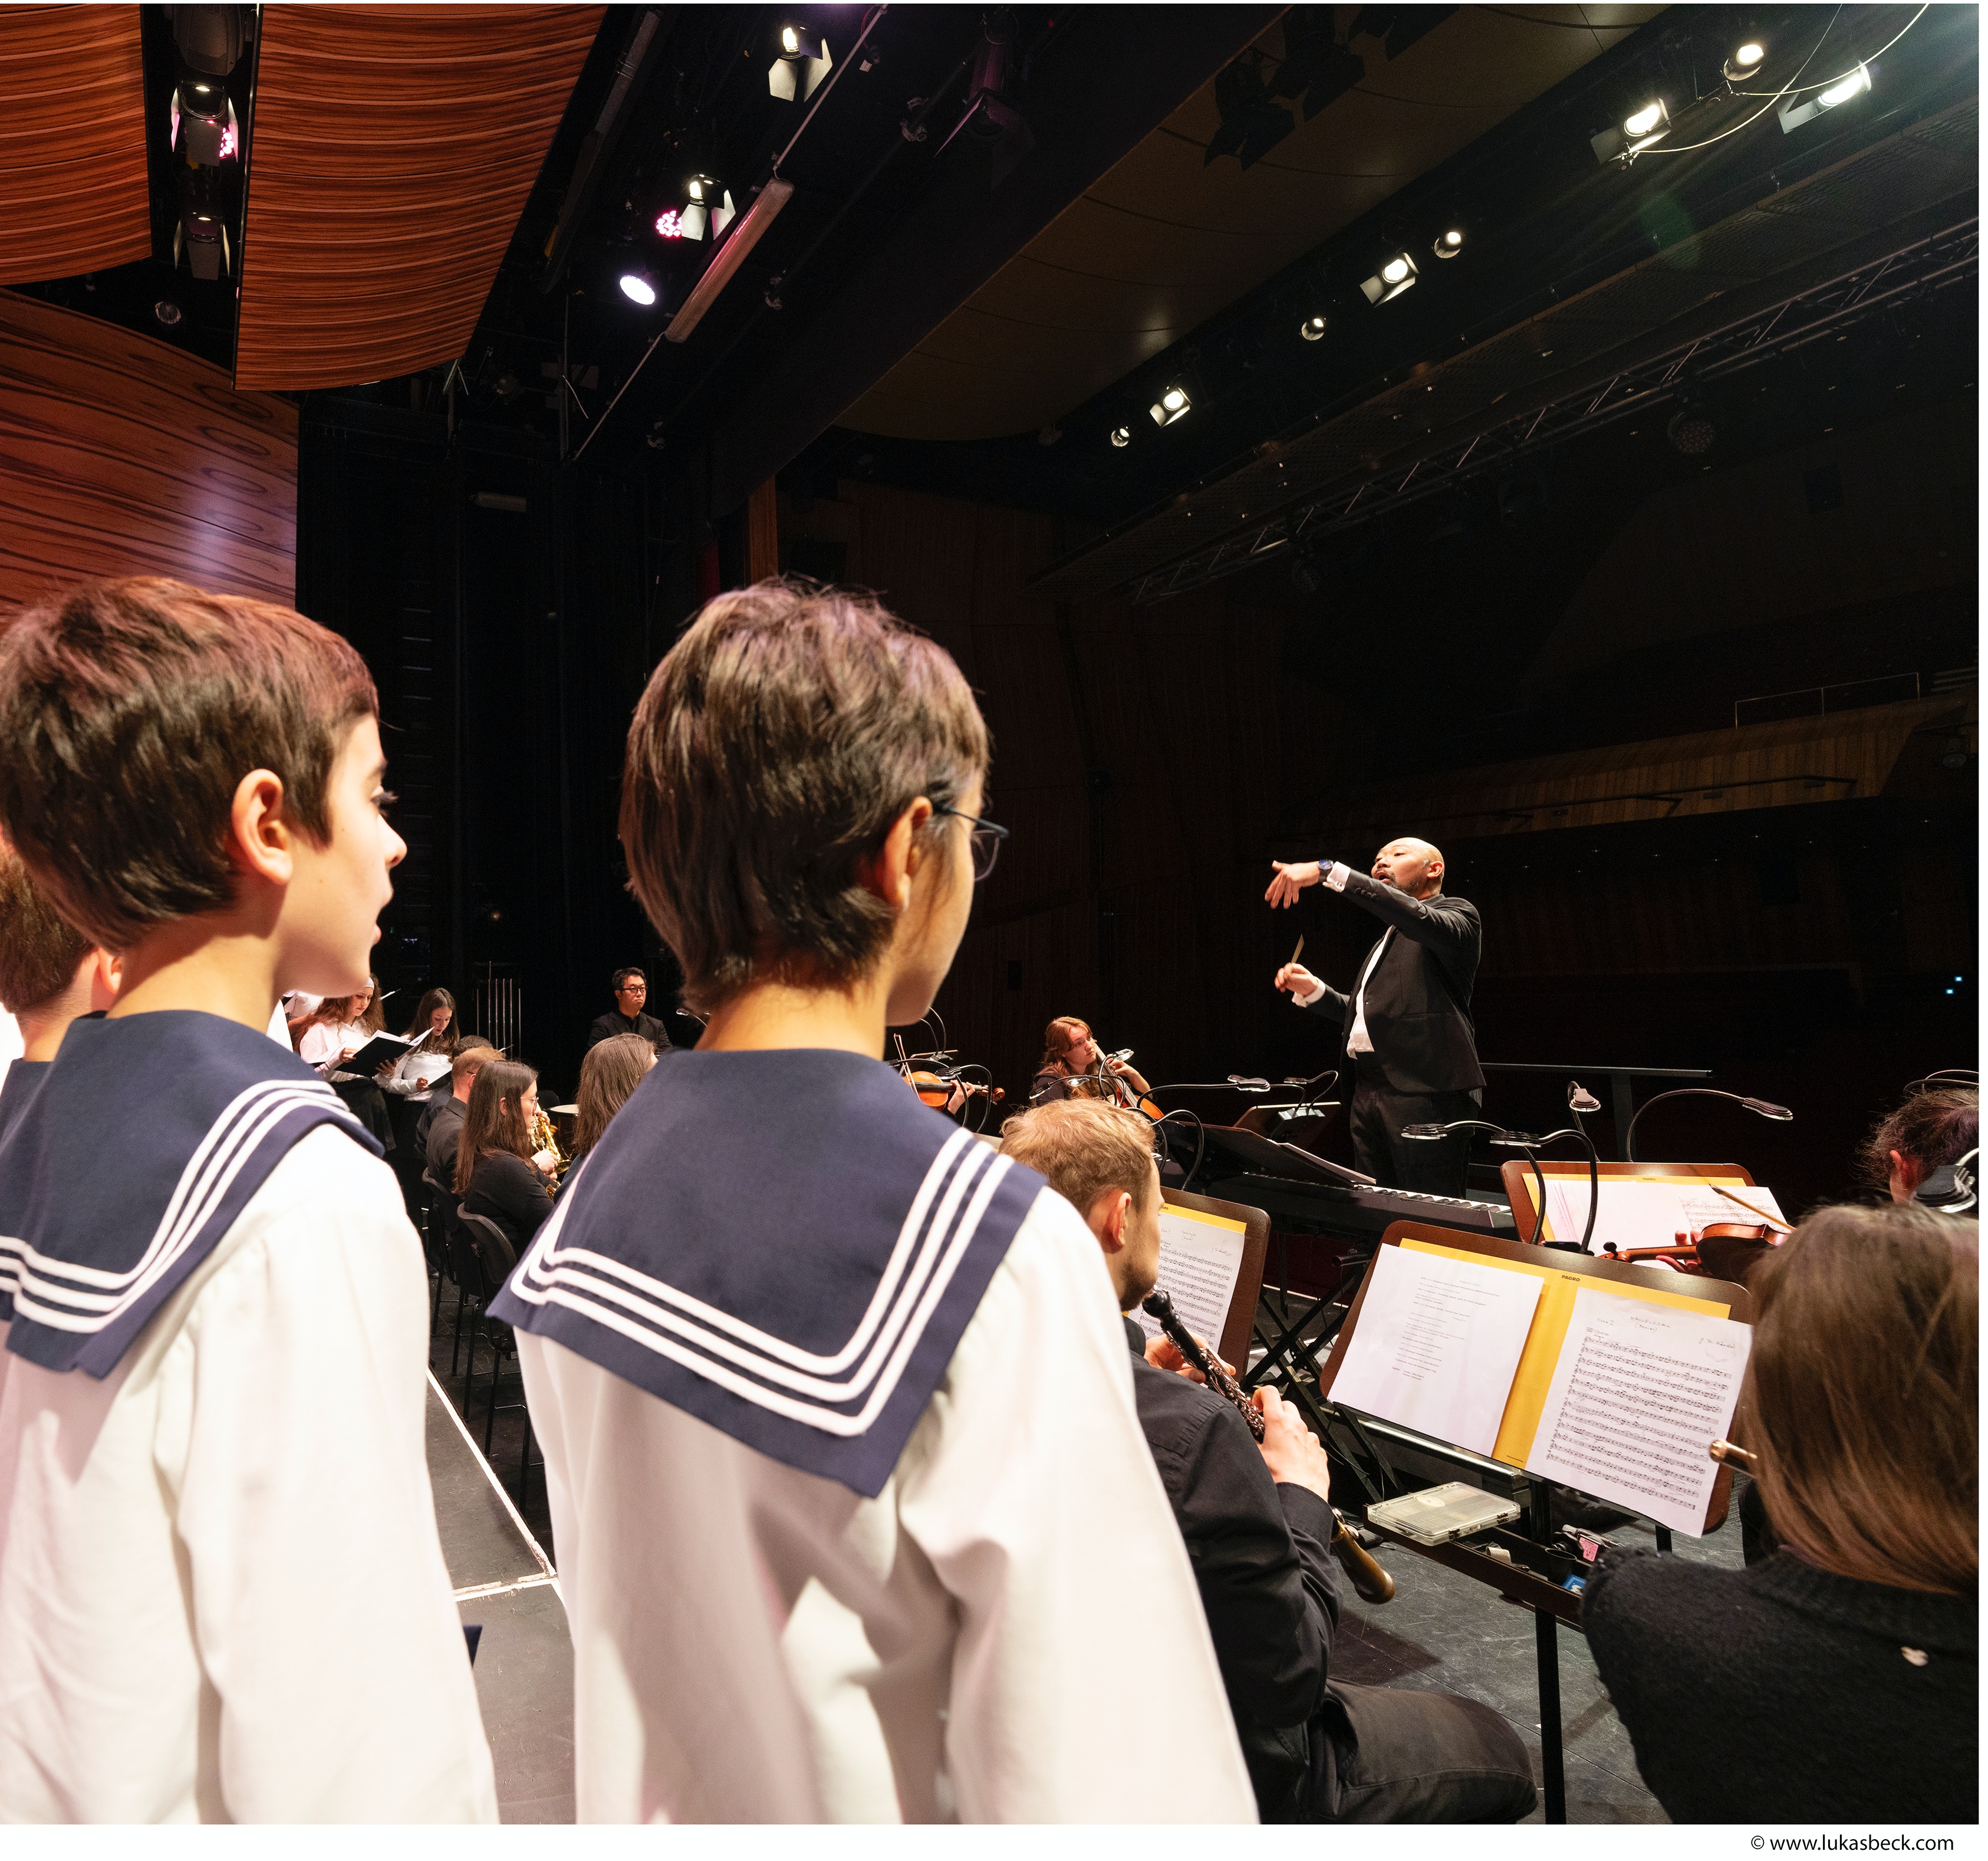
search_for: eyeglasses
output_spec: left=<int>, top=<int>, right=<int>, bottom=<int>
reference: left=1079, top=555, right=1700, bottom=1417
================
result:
left=934, top=803, right=1011, bottom=881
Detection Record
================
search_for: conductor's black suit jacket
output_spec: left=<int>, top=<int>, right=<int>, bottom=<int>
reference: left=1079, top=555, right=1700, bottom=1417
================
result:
left=1301, top=872, right=1484, bottom=1095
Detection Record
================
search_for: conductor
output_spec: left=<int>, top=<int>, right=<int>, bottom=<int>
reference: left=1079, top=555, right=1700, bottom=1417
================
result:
left=1266, top=839, right=1483, bottom=1196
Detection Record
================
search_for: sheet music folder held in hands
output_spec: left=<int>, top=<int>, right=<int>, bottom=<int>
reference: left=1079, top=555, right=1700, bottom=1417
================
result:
left=337, top=1028, right=429, bottom=1077
left=1319, top=1222, right=1755, bottom=1536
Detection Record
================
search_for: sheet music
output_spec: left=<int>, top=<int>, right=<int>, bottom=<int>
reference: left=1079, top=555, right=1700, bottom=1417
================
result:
left=1541, top=1176, right=1786, bottom=1253
left=1327, top=1245, right=1543, bottom=1456
left=1525, top=1287, right=1750, bottom=1534
left=1133, top=1206, right=1246, bottom=1357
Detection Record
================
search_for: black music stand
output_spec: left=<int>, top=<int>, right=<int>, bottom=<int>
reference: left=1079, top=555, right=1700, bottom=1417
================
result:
left=1315, top=1221, right=1753, bottom=1823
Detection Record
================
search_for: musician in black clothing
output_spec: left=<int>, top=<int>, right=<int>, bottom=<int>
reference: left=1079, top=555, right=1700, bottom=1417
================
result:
left=455, top=1056, right=557, bottom=1258
left=1268, top=837, right=1483, bottom=1196
left=586, top=966, right=674, bottom=1053
left=999, top=1098, right=1537, bottom=1824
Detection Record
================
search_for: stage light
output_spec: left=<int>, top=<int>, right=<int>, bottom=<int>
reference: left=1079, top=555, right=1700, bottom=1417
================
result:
left=618, top=270, right=659, bottom=306
left=1148, top=384, right=1192, bottom=427
left=1666, top=398, right=1717, bottom=455
left=1723, top=40, right=1766, bottom=83
left=1591, top=95, right=1670, bottom=165
left=1300, top=314, right=1327, bottom=340
left=680, top=173, right=736, bottom=242
left=769, top=22, right=832, bottom=102
left=1110, top=425, right=1131, bottom=448
left=1433, top=228, right=1464, bottom=260
left=1780, top=62, right=1872, bottom=132
left=1359, top=252, right=1417, bottom=305
left=154, top=299, right=182, bottom=327
left=654, top=209, right=684, bottom=239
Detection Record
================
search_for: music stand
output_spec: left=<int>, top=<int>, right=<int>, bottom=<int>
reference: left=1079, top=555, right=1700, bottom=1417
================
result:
left=1154, top=1185, right=1271, bottom=1373
left=1314, top=1220, right=1753, bottom=1823
left=1501, top=1158, right=1765, bottom=1249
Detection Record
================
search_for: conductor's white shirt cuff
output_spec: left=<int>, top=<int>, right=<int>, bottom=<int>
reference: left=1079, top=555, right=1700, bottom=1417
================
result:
left=1293, top=978, right=1327, bottom=1008
left=1322, top=861, right=1351, bottom=891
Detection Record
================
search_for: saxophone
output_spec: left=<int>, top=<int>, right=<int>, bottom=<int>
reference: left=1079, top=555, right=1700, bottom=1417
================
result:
left=531, top=1106, right=568, bottom=1191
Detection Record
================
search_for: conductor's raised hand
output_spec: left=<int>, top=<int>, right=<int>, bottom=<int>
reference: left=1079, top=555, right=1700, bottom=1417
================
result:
left=1264, top=859, right=1322, bottom=908
left=1252, top=1387, right=1333, bottom=1502
left=1274, top=961, right=1321, bottom=997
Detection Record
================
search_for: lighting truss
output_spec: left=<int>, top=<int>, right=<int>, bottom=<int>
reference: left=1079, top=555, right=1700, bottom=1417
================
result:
left=1125, top=219, right=1977, bottom=604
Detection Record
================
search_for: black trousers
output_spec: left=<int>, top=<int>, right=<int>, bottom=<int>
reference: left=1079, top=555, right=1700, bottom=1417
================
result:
left=1347, top=1056, right=1479, bottom=1195
left=1315, top=1681, right=1538, bottom=1823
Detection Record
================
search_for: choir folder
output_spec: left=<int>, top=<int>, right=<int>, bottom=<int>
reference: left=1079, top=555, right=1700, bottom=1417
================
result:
left=1319, top=1224, right=1755, bottom=1536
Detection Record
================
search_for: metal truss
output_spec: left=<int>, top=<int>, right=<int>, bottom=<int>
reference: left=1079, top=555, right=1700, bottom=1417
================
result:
left=1127, top=219, right=1979, bottom=604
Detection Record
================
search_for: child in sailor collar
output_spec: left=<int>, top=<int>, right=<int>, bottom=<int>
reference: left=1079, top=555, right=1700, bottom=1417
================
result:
left=0, top=578, right=496, bottom=1821
left=492, top=580, right=1253, bottom=1822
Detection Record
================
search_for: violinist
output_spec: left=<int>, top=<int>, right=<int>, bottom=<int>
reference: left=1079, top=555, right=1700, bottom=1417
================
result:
left=1031, top=1015, right=1153, bottom=1109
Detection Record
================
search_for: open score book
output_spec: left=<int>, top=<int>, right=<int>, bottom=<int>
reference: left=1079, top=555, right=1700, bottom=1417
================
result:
left=1325, top=1238, right=1751, bottom=1536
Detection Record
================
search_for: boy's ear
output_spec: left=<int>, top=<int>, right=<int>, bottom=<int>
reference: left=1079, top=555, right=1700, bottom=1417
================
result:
left=860, top=798, right=933, bottom=912
left=228, top=769, right=295, bottom=885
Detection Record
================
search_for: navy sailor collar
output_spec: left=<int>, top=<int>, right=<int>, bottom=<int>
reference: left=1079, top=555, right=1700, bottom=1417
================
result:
left=491, top=1048, right=1044, bottom=1498
left=0, top=1010, right=378, bottom=1375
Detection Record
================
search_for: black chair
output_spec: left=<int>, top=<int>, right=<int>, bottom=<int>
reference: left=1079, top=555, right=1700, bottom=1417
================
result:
left=455, top=1209, right=538, bottom=1501
left=417, top=1163, right=453, bottom=1337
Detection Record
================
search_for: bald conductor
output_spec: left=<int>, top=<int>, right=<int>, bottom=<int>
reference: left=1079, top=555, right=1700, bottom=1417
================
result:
left=1267, top=839, right=1484, bottom=1197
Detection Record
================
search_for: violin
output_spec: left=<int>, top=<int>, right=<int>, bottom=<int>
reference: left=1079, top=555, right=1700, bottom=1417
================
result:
left=907, top=1069, right=1004, bottom=1112
left=1604, top=1219, right=1783, bottom=1284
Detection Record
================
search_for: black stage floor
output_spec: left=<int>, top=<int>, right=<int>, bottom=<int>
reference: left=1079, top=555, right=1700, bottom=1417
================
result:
left=423, top=1274, right=1727, bottom=1823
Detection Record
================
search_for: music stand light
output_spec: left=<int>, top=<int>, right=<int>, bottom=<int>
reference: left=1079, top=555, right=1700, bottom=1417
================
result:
left=1624, top=1089, right=1792, bottom=1163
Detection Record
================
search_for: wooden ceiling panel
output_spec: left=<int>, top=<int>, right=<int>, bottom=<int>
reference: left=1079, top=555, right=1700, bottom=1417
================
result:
left=0, top=8, right=151, bottom=286
left=233, top=5, right=604, bottom=391
left=0, top=292, right=297, bottom=617
left=844, top=6, right=1666, bottom=441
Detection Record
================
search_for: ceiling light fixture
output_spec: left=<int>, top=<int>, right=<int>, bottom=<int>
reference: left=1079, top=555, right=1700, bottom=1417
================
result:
left=1591, top=96, right=1670, bottom=165
left=769, top=23, right=832, bottom=102
left=681, top=174, right=736, bottom=242
left=1723, top=40, right=1766, bottom=83
left=1779, top=63, right=1871, bottom=131
left=1110, top=425, right=1132, bottom=448
left=1300, top=314, right=1327, bottom=340
left=1359, top=252, right=1418, bottom=305
left=1433, top=227, right=1464, bottom=259
left=1149, top=384, right=1193, bottom=426
left=618, top=270, right=659, bottom=306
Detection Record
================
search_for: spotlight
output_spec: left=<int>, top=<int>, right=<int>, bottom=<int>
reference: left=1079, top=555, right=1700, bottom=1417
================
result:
left=1779, top=63, right=1870, bottom=133
left=654, top=209, right=684, bottom=239
left=1148, top=384, right=1192, bottom=427
left=769, top=23, right=832, bottom=103
left=1204, top=57, right=1295, bottom=170
left=618, top=270, right=659, bottom=307
left=171, top=77, right=238, bottom=166
left=1300, top=314, right=1327, bottom=341
left=1433, top=228, right=1464, bottom=260
left=153, top=298, right=183, bottom=327
left=1110, top=425, right=1131, bottom=448
left=1590, top=96, right=1670, bottom=165
left=1723, top=40, right=1766, bottom=84
left=1359, top=252, right=1417, bottom=305
left=680, top=174, right=735, bottom=242
left=1666, top=399, right=1717, bottom=455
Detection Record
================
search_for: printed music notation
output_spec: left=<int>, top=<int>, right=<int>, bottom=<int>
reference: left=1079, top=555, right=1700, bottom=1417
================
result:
left=1526, top=1290, right=1752, bottom=1534
left=1328, top=1246, right=1543, bottom=1458
left=1133, top=1205, right=1248, bottom=1360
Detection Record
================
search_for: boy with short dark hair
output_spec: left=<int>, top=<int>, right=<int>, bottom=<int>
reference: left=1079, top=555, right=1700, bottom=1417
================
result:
left=0, top=842, right=120, bottom=1135
left=0, top=577, right=496, bottom=1821
left=493, top=581, right=1251, bottom=1821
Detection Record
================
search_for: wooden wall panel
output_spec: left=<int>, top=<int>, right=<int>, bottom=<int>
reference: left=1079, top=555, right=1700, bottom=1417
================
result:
left=233, top=5, right=604, bottom=390
left=0, top=8, right=151, bottom=286
left=0, top=292, right=297, bottom=617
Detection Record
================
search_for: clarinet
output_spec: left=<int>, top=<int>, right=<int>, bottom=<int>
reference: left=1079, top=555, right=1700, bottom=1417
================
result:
left=1141, top=1291, right=1395, bottom=1605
